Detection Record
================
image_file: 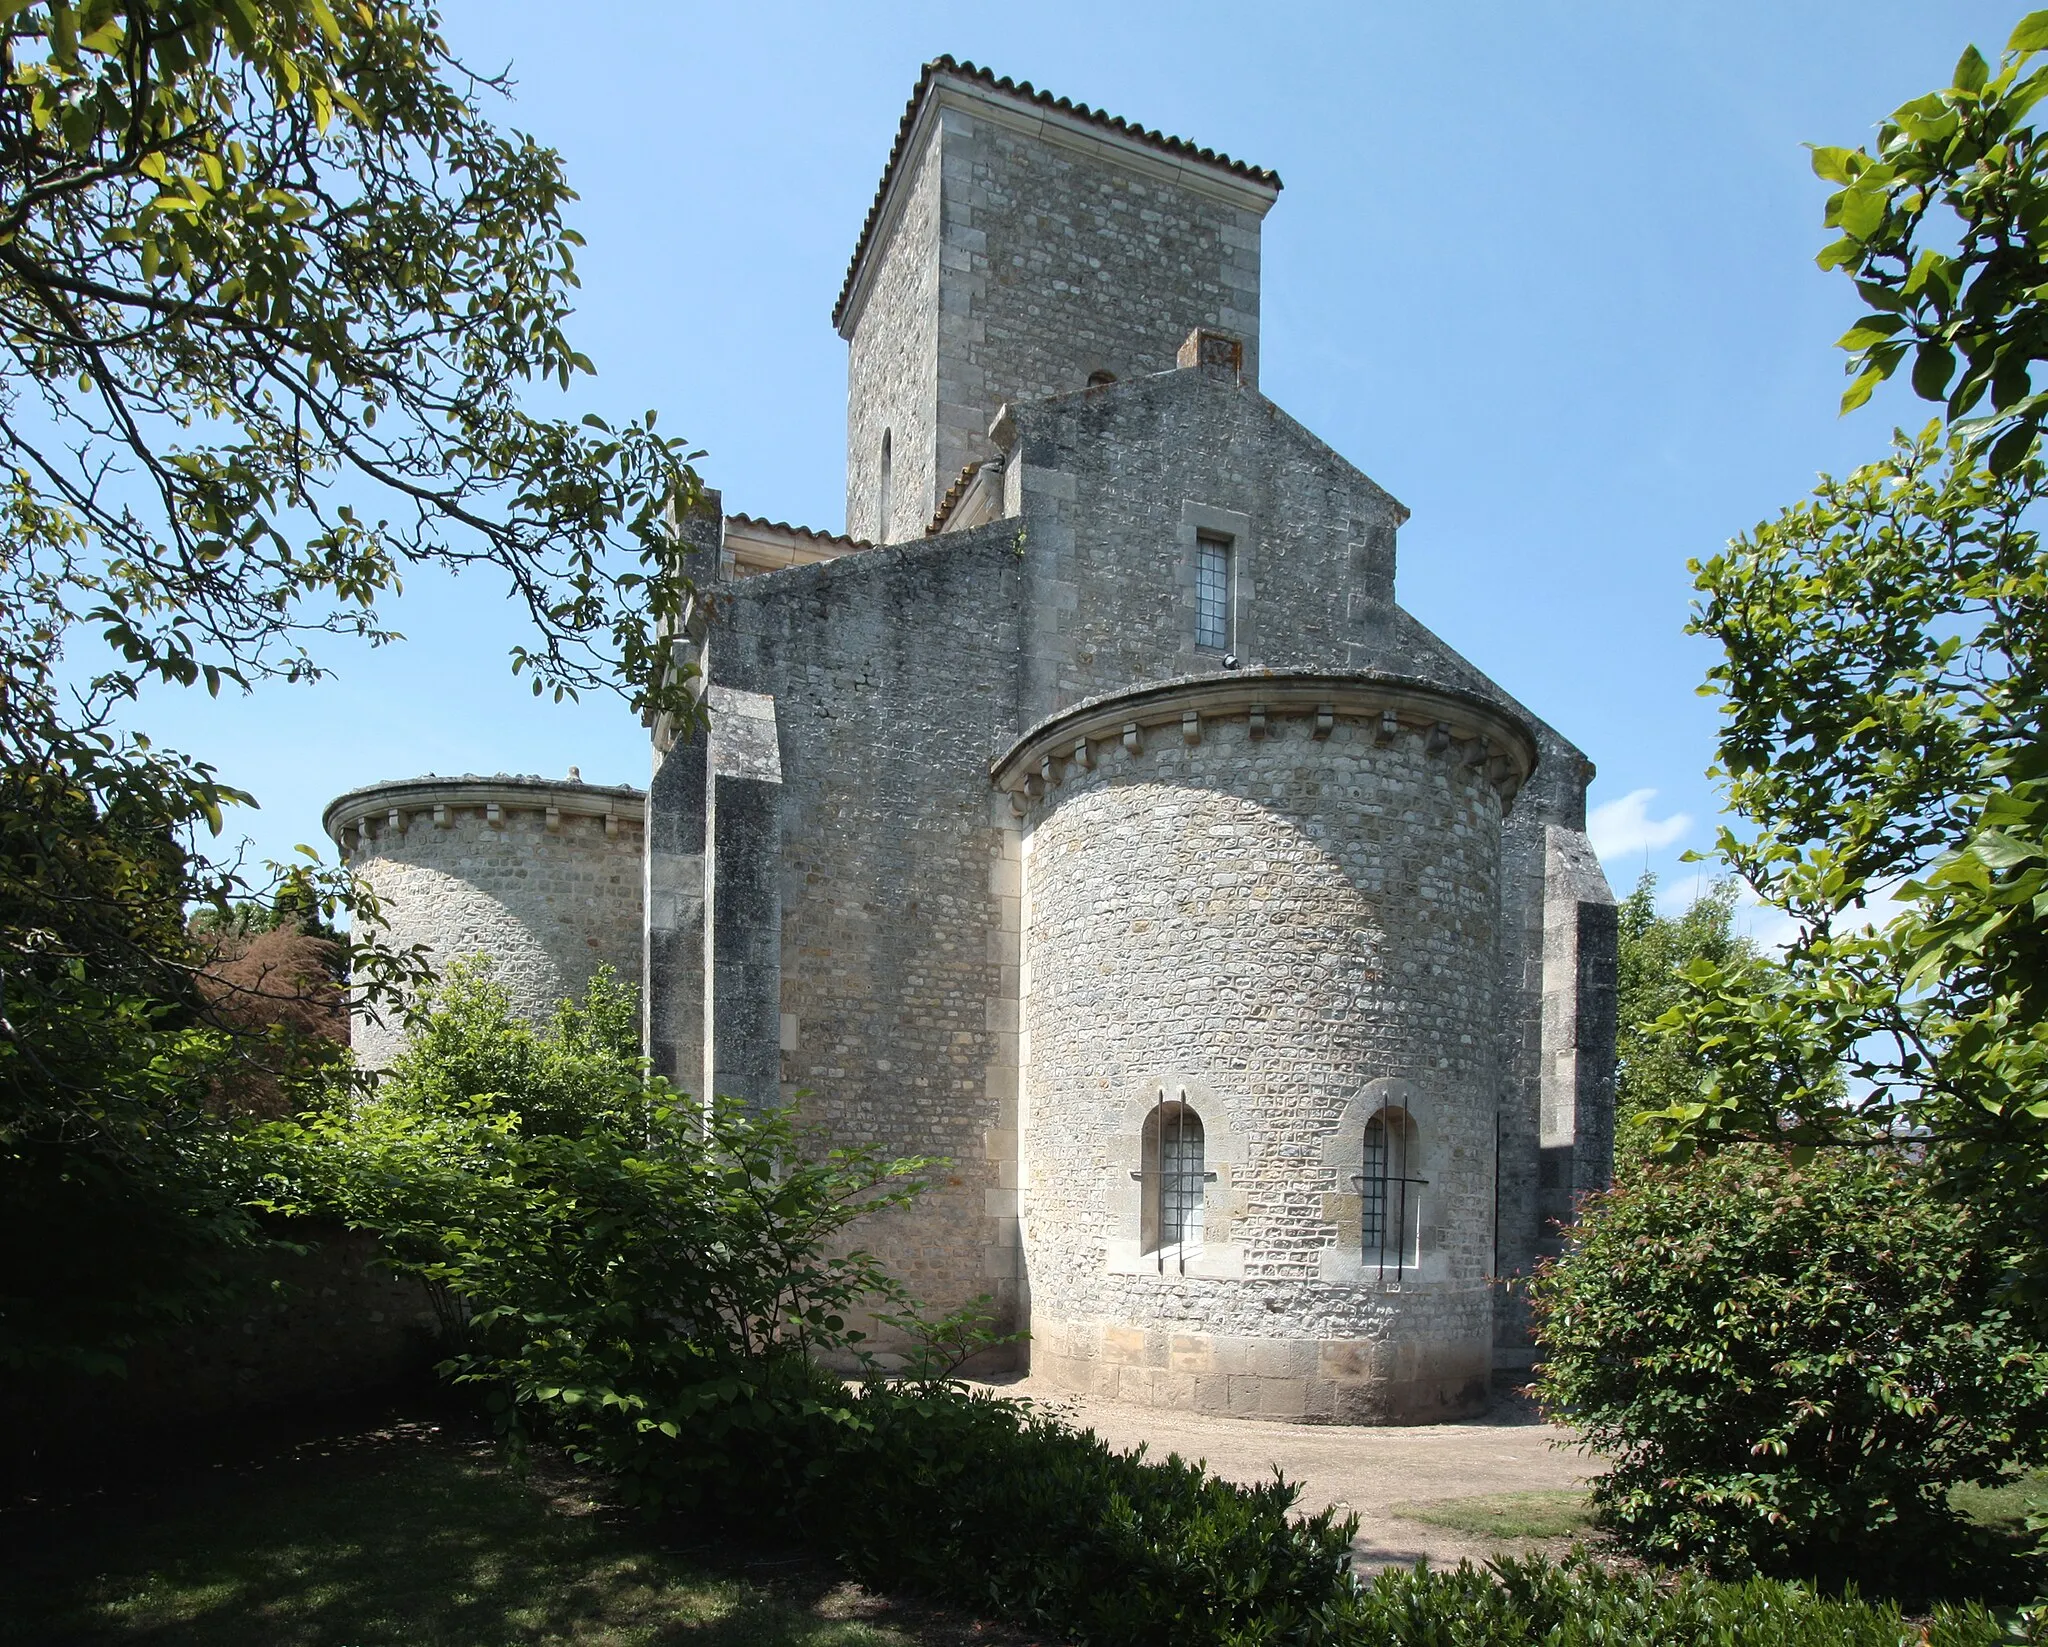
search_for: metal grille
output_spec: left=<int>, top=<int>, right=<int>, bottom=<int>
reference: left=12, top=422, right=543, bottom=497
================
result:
left=1360, top=1109, right=1426, bottom=1280
left=1196, top=533, right=1230, bottom=650
left=1142, top=1091, right=1210, bottom=1274
left=1160, top=1122, right=1206, bottom=1246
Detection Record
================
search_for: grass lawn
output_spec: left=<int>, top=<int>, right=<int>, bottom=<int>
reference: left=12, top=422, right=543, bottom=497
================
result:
left=0, top=1409, right=1030, bottom=1647
left=1390, top=1472, right=2048, bottom=1557
left=1951, top=1469, right=2048, bottom=1538
left=1386, top=1490, right=1598, bottom=1542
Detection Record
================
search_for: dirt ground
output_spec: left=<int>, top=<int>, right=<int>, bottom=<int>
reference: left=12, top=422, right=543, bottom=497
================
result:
left=967, top=1373, right=1604, bottom=1571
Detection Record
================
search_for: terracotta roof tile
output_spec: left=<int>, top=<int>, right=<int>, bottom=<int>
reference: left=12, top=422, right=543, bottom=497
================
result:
left=833, top=56, right=1281, bottom=332
left=725, top=512, right=872, bottom=551
left=926, top=459, right=989, bottom=536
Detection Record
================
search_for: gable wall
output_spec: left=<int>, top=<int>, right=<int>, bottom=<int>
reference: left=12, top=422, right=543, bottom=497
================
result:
left=1004, top=371, right=1402, bottom=725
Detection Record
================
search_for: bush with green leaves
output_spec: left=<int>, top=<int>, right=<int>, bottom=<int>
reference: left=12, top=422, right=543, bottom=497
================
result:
left=260, top=965, right=2048, bottom=1634
left=255, top=961, right=936, bottom=1501
left=1344, top=1557, right=2016, bottom=1647
left=1530, top=1146, right=2048, bottom=1587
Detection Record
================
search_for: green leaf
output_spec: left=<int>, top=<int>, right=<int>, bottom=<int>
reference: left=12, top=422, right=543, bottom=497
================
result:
left=1911, top=343, right=1956, bottom=400
left=1837, top=314, right=1906, bottom=351
left=1840, top=365, right=1887, bottom=413
left=2011, top=10, right=2048, bottom=55
left=1835, top=185, right=1887, bottom=241
left=1990, top=420, right=2038, bottom=473
left=1971, top=830, right=2041, bottom=868
left=1809, top=145, right=1858, bottom=184
left=1955, top=43, right=1991, bottom=94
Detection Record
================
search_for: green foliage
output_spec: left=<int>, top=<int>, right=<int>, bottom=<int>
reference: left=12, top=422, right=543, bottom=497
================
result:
left=1657, top=419, right=2048, bottom=1306
left=0, top=0, right=705, bottom=1376
left=1529, top=1147, right=2048, bottom=1587
left=1645, top=29, right=2048, bottom=1329
left=1343, top=1558, right=2015, bottom=1647
left=1614, top=874, right=1755, bottom=1166
left=792, top=1380, right=1357, bottom=1647
left=6, top=1413, right=2026, bottom=1647
left=255, top=963, right=939, bottom=1508
left=1815, top=14, right=2048, bottom=469
left=0, top=759, right=268, bottom=1374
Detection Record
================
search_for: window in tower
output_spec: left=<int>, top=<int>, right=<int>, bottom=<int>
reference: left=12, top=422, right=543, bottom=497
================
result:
left=1195, top=531, right=1232, bottom=652
left=1141, top=1091, right=1209, bottom=1272
left=1360, top=1106, right=1425, bottom=1277
left=877, top=429, right=893, bottom=543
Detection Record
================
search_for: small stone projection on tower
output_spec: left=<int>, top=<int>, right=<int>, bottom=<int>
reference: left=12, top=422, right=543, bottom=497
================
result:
left=327, top=56, right=1616, bottom=1425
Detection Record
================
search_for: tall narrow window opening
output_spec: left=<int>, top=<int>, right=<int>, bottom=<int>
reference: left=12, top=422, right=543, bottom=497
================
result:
left=1195, top=532, right=1232, bottom=651
left=1360, top=1107, right=1425, bottom=1277
left=1141, top=1091, right=1207, bottom=1272
left=877, top=429, right=893, bottom=544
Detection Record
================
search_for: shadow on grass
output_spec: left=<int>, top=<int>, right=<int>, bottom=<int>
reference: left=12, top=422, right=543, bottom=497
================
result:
left=0, top=1412, right=955, bottom=1647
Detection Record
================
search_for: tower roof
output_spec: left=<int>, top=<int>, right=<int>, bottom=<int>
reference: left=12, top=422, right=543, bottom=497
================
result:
left=831, top=56, right=1282, bottom=333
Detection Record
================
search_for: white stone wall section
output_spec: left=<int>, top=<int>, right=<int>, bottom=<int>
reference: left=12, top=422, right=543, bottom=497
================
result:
left=999, top=675, right=1531, bottom=1422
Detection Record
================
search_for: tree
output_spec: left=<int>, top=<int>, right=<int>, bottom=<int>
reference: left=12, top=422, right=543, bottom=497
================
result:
left=1644, top=15, right=2048, bottom=1317
left=1818, top=13, right=2048, bottom=472
left=0, top=2, right=703, bottom=1373
left=1612, top=874, right=1754, bottom=1167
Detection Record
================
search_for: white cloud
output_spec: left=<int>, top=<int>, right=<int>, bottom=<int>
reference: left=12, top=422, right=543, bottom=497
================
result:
left=1587, top=788, right=1692, bottom=864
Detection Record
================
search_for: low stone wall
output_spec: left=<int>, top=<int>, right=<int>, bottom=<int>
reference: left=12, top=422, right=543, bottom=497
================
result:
left=10, top=1229, right=441, bottom=1448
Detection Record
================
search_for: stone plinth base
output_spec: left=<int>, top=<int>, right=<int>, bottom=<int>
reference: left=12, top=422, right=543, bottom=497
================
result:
left=1028, top=1318, right=1491, bottom=1425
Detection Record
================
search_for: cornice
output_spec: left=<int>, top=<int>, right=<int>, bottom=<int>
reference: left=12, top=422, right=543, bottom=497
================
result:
left=324, top=775, right=645, bottom=849
left=990, top=671, right=1539, bottom=814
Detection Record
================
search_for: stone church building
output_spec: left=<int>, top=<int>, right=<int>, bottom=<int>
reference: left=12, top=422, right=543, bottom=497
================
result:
left=324, top=57, right=1617, bottom=1423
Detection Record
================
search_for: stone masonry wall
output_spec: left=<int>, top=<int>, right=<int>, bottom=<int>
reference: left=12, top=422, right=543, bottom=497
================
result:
left=1018, top=699, right=1509, bottom=1421
left=709, top=361, right=1607, bottom=1396
left=1001, top=367, right=1403, bottom=728
left=709, top=521, right=1030, bottom=1335
left=844, top=89, right=1271, bottom=546
left=334, top=786, right=645, bottom=1066
left=846, top=128, right=942, bottom=545
left=928, top=106, right=1268, bottom=518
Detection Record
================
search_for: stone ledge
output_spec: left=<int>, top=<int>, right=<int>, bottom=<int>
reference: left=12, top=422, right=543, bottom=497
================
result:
left=324, top=775, right=645, bottom=850
left=990, top=669, right=1539, bottom=811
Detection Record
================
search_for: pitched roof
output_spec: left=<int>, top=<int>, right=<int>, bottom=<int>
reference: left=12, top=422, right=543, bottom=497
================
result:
left=832, top=56, right=1282, bottom=332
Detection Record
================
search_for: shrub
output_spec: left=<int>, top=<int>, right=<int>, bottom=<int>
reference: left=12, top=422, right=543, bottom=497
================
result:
left=1529, top=1146, right=2048, bottom=1588
left=262, top=967, right=2043, bottom=1637
left=254, top=960, right=937, bottom=1502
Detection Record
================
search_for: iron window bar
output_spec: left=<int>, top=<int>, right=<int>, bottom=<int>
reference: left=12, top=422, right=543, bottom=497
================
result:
left=1356, top=1109, right=1427, bottom=1281
left=1135, top=1085, right=1214, bottom=1275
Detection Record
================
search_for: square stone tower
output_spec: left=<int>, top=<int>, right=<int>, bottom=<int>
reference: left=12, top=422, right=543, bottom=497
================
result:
left=835, top=58, right=1280, bottom=545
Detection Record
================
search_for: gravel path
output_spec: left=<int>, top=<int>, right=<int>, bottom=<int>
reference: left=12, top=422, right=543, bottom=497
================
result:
left=966, top=1374, right=1605, bottom=1571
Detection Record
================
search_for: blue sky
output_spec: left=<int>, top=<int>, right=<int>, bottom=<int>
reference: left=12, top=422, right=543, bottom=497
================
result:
left=123, top=1, right=2018, bottom=917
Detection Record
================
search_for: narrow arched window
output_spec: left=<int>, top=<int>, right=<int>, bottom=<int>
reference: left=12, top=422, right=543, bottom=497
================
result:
left=1361, top=1107, right=1424, bottom=1276
left=1141, top=1092, right=1206, bottom=1269
left=877, top=428, right=893, bottom=543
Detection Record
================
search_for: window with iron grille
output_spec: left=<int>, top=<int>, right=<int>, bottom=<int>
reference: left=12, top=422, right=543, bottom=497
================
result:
left=1361, top=1107, right=1425, bottom=1278
left=1195, top=532, right=1231, bottom=651
left=1140, top=1093, right=1209, bottom=1272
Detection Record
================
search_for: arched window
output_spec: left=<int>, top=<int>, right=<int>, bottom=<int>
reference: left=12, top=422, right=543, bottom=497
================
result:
left=877, top=428, right=893, bottom=543
left=1086, top=368, right=1117, bottom=387
left=1361, top=1107, right=1424, bottom=1276
left=1141, top=1091, right=1206, bottom=1269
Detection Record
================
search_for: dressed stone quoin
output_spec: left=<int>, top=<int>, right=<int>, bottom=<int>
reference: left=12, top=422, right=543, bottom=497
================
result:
left=324, top=57, right=1618, bottom=1424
